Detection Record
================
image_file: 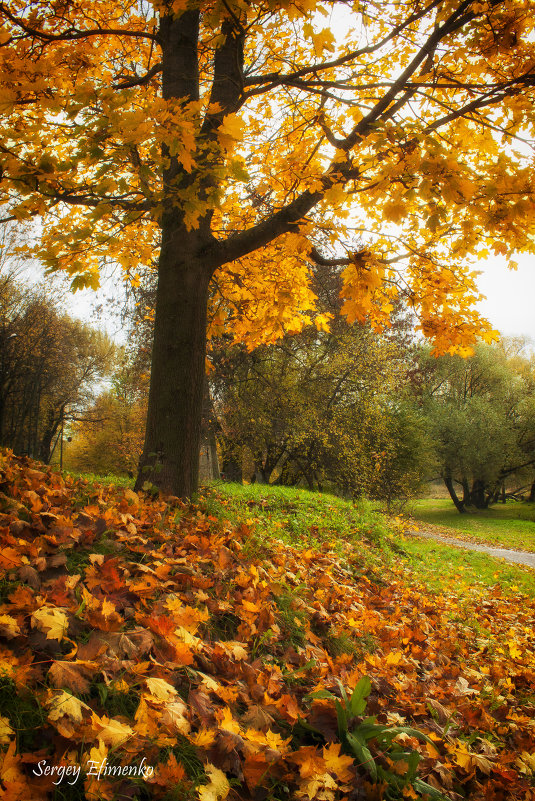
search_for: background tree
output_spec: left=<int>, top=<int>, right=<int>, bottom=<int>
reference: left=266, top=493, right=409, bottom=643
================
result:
left=418, top=343, right=535, bottom=511
left=212, top=296, right=431, bottom=502
left=1, top=0, right=534, bottom=496
left=67, top=358, right=148, bottom=476
left=0, top=268, right=114, bottom=461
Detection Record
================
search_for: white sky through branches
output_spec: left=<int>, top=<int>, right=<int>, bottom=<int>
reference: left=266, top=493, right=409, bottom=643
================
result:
left=63, top=254, right=535, bottom=345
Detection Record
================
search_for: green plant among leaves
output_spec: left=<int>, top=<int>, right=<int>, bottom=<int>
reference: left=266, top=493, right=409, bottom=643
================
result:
left=311, top=677, right=448, bottom=800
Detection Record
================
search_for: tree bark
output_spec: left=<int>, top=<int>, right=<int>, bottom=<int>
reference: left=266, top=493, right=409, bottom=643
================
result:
left=461, top=476, right=471, bottom=507
left=222, top=452, right=243, bottom=483
left=135, top=227, right=212, bottom=497
left=470, top=478, right=488, bottom=509
left=443, top=468, right=465, bottom=513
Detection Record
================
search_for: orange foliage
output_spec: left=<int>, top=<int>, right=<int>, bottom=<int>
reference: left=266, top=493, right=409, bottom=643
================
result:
left=0, top=449, right=534, bottom=799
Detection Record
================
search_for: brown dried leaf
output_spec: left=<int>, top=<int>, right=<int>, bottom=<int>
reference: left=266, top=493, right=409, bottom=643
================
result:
left=48, top=660, right=94, bottom=694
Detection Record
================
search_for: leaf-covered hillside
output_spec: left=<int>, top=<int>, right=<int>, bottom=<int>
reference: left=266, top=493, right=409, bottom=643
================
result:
left=0, top=450, right=534, bottom=801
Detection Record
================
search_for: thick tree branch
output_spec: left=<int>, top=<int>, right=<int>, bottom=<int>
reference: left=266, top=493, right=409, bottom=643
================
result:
left=309, top=247, right=353, bottom=267
left=206, top=186, right=325, bottom=268
left=0, top=4, right=157, bottom=41
left=200, top=18, right=246, bottom=138
left=160, top=11, right=199, bottom=104
left=113, top=63, right=162, bottom=90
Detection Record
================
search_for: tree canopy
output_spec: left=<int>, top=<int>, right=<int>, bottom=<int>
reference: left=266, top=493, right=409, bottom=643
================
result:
left=1, top=0, right=534, bottom=495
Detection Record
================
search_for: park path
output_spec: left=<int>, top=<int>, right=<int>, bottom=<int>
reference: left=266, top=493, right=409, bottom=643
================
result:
left=409, top=529, right=535, bottom=569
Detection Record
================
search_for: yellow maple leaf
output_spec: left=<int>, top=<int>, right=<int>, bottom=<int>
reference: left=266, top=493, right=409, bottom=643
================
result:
left=218, top=114, right=243, bottom=141
left=322, top=743, right=354, bottom=781
left=94, top=716, right=134, bottom=747
left=516, top=751, right=535, bottom=775
left=145, top=677, right=177, bottom=700
left=0, top=740, right=26, bottom=785
left=0, top=715, right=14, bottom=745
left=32, top=607, right=69, bottom=641
left=453, top=743, right=494, bottom=775
left=188, top=728, right=218, bottom=747
left=508, top=642, right=522, bottom=659
left=160, top=700, right=191, bottom=735
left=47, top=690, right=88, bottom=723
left=198, top=764, right=230, bottom=801
left=0, top=614, right=21, bottom=639
left=217, top=706, right=242, bottom=735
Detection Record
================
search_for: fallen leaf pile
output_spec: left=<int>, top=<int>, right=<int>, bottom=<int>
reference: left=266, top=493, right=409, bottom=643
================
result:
left=0, top=449, right=534, bottom=800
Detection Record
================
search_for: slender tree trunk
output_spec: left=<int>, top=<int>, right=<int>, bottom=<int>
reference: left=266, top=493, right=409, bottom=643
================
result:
left=443, top=468, right=465, bottom=513
left=461, top=476, right=471, bottom=506
left=135, top=225, right=212, bottom=498
left=201, top=377, right=220, bottom=482
left=252, top=455, right=268, bottom=484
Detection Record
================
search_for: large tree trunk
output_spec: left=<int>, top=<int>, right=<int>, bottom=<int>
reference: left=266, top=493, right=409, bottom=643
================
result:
left=135, top=225, right=212, bottom=498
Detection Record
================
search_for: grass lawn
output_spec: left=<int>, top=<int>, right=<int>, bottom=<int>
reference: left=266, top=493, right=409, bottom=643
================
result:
left=395, top=533, right=535, bottom=599
left=408, top=497, right=535, bottom=553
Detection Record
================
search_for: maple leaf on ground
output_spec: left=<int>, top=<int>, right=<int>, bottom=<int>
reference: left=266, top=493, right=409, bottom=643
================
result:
left=0, top=741, right=29, bottom=801
left=159, top=700, right=191, bottom=735
left=287, top=746, right=327, bottom=779
left=452, top=742, right=495, bottom=776
left=47, top=690, right=89, bottom=724
left=0, top=547, right=22, bottom=570
left=81, top=628, right=154, bottom=661
left=48, top=660, right=95, bottom=694
left=91, top=715, right=135, bottom=748
left=145, top=677, right=177, bottom=700
left=146, top=752, right=187, bottom=787
left=134, top=697, right=176, bottom=746
left=198, top=764, right=230, bottom=801
left=31, top=606, right=69, bottom=641
left=7, top=584, right=37, bottom=610
left=188, top=728, right=218, bottom=747
left=322, top=743, right=355, bottom=782
left=0, top=715, right=14, bottom=744
left=243, top=753, right=275, bottom=789
left=0, top=614, right=21, bottom=639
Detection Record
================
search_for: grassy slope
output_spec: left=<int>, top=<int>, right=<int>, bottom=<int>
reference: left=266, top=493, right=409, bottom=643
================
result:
left=202, top=484, right=535, bottom=599
left=409, top=498, right=535, bottom=553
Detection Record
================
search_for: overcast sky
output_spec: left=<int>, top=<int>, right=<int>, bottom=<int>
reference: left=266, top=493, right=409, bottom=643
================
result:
left=476, top=253, right=535, bottom=343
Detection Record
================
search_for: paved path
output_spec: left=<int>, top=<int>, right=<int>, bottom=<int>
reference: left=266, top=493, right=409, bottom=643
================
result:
left=409, top=529, right=535, bottom=569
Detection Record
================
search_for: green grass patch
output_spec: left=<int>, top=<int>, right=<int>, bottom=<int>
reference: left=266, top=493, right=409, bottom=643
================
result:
left=395, top=533, right=535, bottom=599
left=66, top=471, right=134, bottom=489
left=408, top=498, right=535, bottom=552
left=0, top=675, right=47, bottom=752
left=273, top=589, right=308, bottom=649
left=200, top=482, right=392, bottom=565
